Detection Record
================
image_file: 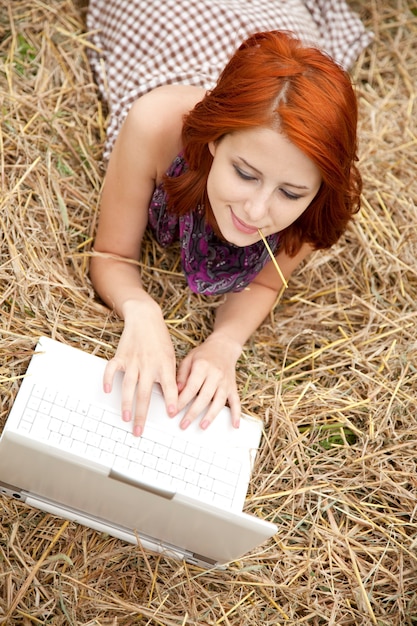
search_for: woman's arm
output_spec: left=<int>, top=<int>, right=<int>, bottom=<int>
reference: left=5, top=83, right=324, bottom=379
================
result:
left=90, top=86, right=205, bottom=436
left=176, top=242, right=313, bottom=429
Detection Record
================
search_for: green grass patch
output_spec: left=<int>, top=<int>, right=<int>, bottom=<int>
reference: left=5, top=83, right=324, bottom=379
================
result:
left=299, top=422, right=357, bottom=449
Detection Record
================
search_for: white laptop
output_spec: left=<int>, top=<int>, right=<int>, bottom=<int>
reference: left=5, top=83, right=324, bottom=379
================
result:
left=0, top=336, right=277, bottom=568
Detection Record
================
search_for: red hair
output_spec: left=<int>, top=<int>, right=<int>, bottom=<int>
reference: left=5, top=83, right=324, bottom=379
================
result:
left=163, top=31, right=362, bottom=255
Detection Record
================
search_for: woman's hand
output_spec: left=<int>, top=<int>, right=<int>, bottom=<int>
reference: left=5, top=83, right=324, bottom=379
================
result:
left=173, top=244, right=314, bottom=431
left=103, top=299, right=178, bottom=436
left=176, top=333, right=242, bottom=430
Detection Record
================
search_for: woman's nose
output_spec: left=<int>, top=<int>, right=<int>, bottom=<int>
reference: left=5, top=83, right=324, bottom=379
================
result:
left=243, top=192, right=270, bottom=222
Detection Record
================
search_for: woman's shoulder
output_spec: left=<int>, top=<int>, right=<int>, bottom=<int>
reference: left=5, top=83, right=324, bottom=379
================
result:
left=130, top=85, right=205, bottom=130
left=142, top=84, right=206, bottom=105
left=128, top=85, right=206, bottom=180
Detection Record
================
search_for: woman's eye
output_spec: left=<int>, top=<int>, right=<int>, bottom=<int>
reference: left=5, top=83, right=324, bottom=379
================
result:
left=280, top=188, right=302, bottom=201
left=234, top=166, right=256, bottom=181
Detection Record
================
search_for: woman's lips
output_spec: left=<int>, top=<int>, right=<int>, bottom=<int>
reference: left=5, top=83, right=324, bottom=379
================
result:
left=230, top=209, right=259, bottom=235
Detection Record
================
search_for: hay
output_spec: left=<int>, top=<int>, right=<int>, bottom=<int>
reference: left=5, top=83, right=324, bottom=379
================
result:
left=1, top=0, right=417, bottom=623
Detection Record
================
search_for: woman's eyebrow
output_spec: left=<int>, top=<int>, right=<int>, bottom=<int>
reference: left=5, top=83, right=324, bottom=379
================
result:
left=237, top=157, right=262, bottom=175
left=238, top=157, right=309, bottom=190
left=283, top=182, right=309, bottom=190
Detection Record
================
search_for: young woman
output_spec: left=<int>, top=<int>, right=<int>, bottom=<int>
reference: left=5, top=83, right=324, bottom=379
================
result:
left=87, top=1, right=371, bottom=436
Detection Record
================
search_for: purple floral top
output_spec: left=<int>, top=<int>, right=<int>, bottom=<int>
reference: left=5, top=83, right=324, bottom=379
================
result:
left=148, top=155, right=280, bottom=295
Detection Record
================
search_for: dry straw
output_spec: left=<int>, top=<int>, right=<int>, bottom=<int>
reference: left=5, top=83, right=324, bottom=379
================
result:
left=258, top=228, right=288, bottom=289
left=1, top=0, right=417, bottom=624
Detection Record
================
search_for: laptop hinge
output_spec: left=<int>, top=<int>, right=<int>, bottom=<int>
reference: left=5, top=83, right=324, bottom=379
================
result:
left=191, top=553, right=217, bottom=567
left=109, top=469, right=175, bottom=499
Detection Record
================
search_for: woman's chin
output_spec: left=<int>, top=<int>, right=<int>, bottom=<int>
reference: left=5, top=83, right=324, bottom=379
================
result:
left=221, top=230, right=260, bottom=248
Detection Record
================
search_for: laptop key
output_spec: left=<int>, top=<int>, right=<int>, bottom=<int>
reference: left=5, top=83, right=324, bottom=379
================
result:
left=139, top=438, right=154, bottom=454
left=97, top=422, right=112, bottom=438
left=22, top=408, right=37, bottom=424
left=114, top=442, right=129, bottom=457
left=54, top=391, right=68, bottom=407
left=49, top=432, right=61, bottom=445
left=153, top=443, right=169, bottom=459
left=111, top=427, right=127, bottom=444
left=101, top=437, right=115, bottom=453
left=49, top=417, right=62, bottom=433
left=50, top=405, right=70, bottom=421
left=59, top=422, right=73, bottom=437
left=184, top=469, right=199, bottom=485
left=71, top=440, right=87, bottom=455
left=184, top=484, right=200, bottom=498
left=39, top=400, right=52, bottom=415
left=19, top=420, right=32, bottom=433
left=83, top=416, right=99, bottom=432
left=142, top=467, right=158, bottom=482
left=142, top=452, right=157, bottom=469
left=88, top=405, right=104, bottom=420
left=199, top=448, right=215, bottom=464
left=43, top=389, right=56, bottom=403
left=198, top=474, right=214, bottom=491
left=113, top=456, right=129, bottom=472
left=185, top=442, right=200, bottom=458
left=31, top=385, right=45, bottom=399
left=100, top=451, right=115, bottom=465
left=155, top=458, right=172, bottom=475
left=72, top=427, right=87, bottom=443
left=199, top=488, right=214, bottom=503
left=68, top=412, right=84, bottom=428
left=27, top=396, right=41, bottom=411
left=86, top=431, right=101, bottom=447
left=86, top=445, right=101, bottom=460
left=171, top=465, right=185, bottom=480
left=128, top=448, right=144, bottom=464
left=213, top=479, right=235, bottom=499
left=167, top=448, right=182, bottom=464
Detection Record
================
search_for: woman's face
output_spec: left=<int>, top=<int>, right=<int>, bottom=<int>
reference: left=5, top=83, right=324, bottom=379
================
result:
left=207, top=127, right=322, bottom=247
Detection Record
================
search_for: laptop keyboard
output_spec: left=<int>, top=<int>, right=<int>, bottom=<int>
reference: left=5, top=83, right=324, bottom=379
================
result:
left=18, top=384, right=243, bottom=509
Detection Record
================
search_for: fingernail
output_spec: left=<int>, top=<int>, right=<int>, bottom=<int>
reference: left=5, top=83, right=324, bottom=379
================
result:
left=122, top=410, right=131, bottom=422
left=133, top=425, right=143, bottom=437
left=167, top=404, right=177, bottom=417
left=180, top=419, right=190, bottom=430
left=104, top=383, right=111, bottom=393
left=200, top=420, right=209, bottom=430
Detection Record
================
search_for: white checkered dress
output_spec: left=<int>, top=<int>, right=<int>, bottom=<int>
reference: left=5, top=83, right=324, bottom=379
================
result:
left=87, top=0, right=372, bottom=158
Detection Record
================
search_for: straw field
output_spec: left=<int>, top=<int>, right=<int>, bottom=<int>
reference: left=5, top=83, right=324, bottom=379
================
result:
left=1, top=0, right=416, bottom=623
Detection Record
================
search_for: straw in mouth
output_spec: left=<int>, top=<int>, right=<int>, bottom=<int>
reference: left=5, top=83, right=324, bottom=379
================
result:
left=258, top=229, right=288, bottom=288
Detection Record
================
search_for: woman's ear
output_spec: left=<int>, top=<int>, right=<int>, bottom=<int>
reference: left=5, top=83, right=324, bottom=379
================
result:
left=208, top=141, right=216, bottom=157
